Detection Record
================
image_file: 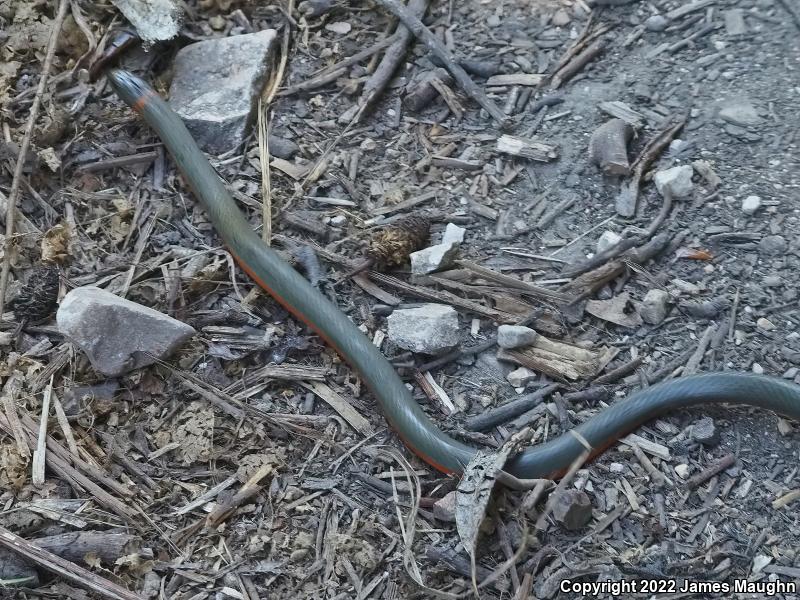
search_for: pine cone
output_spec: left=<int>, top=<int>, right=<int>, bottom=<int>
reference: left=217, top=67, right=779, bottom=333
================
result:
left=11, top=265, right=60, bottom=323
left=366, top=215, right=430, bottom=269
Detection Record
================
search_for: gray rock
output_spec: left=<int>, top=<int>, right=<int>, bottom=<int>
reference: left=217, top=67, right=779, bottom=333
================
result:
left=690, top=416, right=719, bottom=446
left=597, top=230, right=622, bottom=254
left=497, top=325, right=538, bottom=349
left=724, top=9, right=747, bottom=35
left=507, top=366, right=537, bottom=388
left=268, top=136, right=300, bottom=159
left=552, top=489, right=593, bottom=530
left=654, top=165, right=694, bottom=198
left=387, top=304, right=460, bottom=354
left=57, top=287, right=196, bottom=377
left=741, top=195, right=762, bottom=215
left=639, top=289, right=669, bottom=324
left=442, top=223, right=466, bottom=245
left=410, top=242, right=459, bottom=275
left=719, top=101, right=761, bottom=127
left=644, top=14, right=668, bottom=31
left=760, top=235, right=787, bottom=255
left=433, top=491, right=457, bottom=522
left=169, top=30, right=277, bottom=153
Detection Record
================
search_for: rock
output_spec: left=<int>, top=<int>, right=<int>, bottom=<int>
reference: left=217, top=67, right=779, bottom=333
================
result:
left=752, top=555, right=772, bottom=574
left=741, top=195, right=762, bottom=215
left=644, top=14, right=668, bottom=31
left=752, top=362, right=764, bottom=375
left=387, top=304, right=460, bottom=354
left=760, top=235, right=787, bottom=256
left=609, top=462, right=625, bottom=473
left=552, top=489, right=592, bottom=530
left=763, top=275, right=782, bottom=287
left=724, top=9, right=747, bottom=35
left=442, top=223, right=466, bottom=245
left=597, top=230, right=622, bottom=254
left=674, top=464, right=690, bottom=479
left=497, top=325, right=538, bottom=349
left=551, top=8, right=571, bottom=26
left=57, top=287, right=196, bottom=377
left=683, top=298, right=728, bottom=319
left=169, top=30, right=277, bottom=154
left=507, top=366, right=537, bottom=388
left=268, top=136, right=300, bottom=159
left=654, top=165, right=694, bottom=199
left=719, top=101, right=761, bottom=127
left=690, top=417, right=719, bottom=446
left=639, top=289, right=669, bottom=325
left=410, top=242, right=459, bottom=275
left=757, top=317, right=776, bottom=331
left=433, top=491, right=457, bottom=522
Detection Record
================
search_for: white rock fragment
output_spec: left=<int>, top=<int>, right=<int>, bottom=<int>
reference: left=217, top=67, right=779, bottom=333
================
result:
left=751, top=555, right=772, bottom=574
left=752, top=363, right=764, bottom=375
left=674, top=464, right=691, bottom=479
left=757, top=317, right=776, bottom=331
left=654, top=165, right=694, bottom=199
left=507, top=366, right=537, bottom=388
left=442, top=223, right=466, bottom=245
left=410, top=242, right=459, bottom=275
left=387, top=304, right=460, bottom=354
left=597, top=230, right=622, bottom=254
left=57, top=287, right=196, bottom=377
left=497, top=325, right=538, bottom=349
left=741, top=195, right=762, bottom=215
left=639, top=289, right=670, bottom=325
left=719, top=101, right=761, bottom=127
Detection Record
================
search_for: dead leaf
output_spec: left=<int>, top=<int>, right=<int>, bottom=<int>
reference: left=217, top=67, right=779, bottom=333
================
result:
left=585, top=292, right=643, bottom=328
left=676, top=247, right=713, bottom=260
left=0, top=443, right=29, bottom=490
left=456, top=429, right=533, bottom=591
left=41, top=223, right=71, bottom=264
left=172, top=401, right=214, bottom=465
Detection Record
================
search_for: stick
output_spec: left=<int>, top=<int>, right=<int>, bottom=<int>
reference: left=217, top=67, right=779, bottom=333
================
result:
left=465, top=384, right=560, bottom=431
left=0, top=0, right=69, bottom=316
left=349, top=0, right=429, bottom=122
left=257, top=99, right=272, bottom=244
left=1, top=373, right=30, bottom=459
left=32, top=375, right=54, bottom=486
left=0, top=526, right=144, bottom=600
left=373, top=0, right=506, bottom=124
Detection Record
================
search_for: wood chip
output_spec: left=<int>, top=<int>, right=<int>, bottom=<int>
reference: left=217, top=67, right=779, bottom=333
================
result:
left=301, top=382, right=374, bottom=436
left=486, top=73, right=545, bottom=86
left=496, top=135, right=559, bottom=161
left=620, top=433, right=670, bottom=460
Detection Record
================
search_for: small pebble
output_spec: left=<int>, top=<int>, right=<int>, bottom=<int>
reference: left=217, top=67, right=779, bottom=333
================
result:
left=432, top=491, right=457, bottom=522
left=741, top=195, right=762, bottom=215
left=752, top=362, right=764, bottom=375
left=674, top=464, right=690, bottom=479
left=640, top=289, right=669, bottom=325
left=507, top=366, right=537, bottom=388
left=644, top=14, right=669, bottom=31
left=757, top=317, right=776, bottom=331
left=552, top=489, right=593, bottom=530
left=597, top=230, right=622, bottom=254
left=690, top=416, right=719, bottom=446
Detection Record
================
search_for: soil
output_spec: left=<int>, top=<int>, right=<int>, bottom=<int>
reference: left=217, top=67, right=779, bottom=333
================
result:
left=1, top=0, right=799, bottom=598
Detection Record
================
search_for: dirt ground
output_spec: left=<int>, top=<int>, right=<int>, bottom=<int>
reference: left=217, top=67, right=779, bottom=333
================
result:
left=1, top=0, right=800, bottom=598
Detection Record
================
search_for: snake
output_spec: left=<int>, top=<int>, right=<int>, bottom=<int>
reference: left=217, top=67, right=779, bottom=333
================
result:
left=107, top=69, right=800, bottom=479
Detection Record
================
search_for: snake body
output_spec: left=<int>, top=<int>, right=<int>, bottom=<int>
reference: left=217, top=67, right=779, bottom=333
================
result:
left=107, top=69, right=800, bottom=479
